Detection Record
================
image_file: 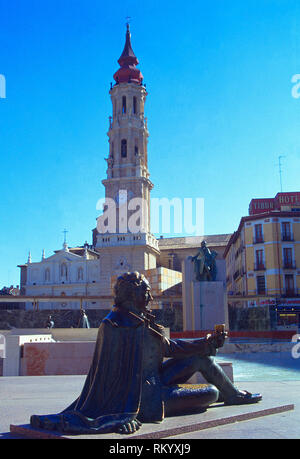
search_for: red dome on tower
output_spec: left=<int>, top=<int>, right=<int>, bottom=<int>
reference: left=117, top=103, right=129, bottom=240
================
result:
left=113, top=24, right=143, bottom=85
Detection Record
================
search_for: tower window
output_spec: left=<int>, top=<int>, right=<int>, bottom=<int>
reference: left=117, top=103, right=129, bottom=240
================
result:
left=121, top=139, right=127, bottom=158
left=133, top=96, right=137, bottom=114
left=111, top=142, right=114, bottom=158
left=135, top=145, right=139, bottom=155
left=122, top=96, right=126, bottom=114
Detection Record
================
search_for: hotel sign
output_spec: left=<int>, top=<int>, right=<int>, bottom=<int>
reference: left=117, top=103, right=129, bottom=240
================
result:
left=249, top=192, right=300, bottom=215
left=259, top=298, right=300, bottom=307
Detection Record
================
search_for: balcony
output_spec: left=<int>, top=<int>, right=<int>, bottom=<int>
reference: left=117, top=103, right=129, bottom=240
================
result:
left=283, top=260, right=296, bottom=269
left=281, top=233, right=294, bottom=242
left=253, top=236, right=264, bottom=244
left=283, top=288, right=300, bottom=298
left=254, top=262, right=266, bottom=271
left=256, top=288, right=267, bottom=295
left=109, top=113, right=148, bottom=131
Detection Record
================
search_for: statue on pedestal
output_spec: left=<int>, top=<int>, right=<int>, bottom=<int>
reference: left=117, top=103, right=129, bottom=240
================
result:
left=30, top=272, right=261, bottom=435
left=77, top=309, right=90, bottom=329
left=192, top=240, right=217, bottom=281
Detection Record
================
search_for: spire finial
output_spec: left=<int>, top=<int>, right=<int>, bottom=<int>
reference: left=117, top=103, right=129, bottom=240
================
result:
left=27, top=251, right=32, bottom=264
left=113, top=20, right=143, bottom=85
left=62, top=228, right=69, bottom=251
left=63, top=228, right=68, bottom=244
left=126, top=16, right=131, bottom=31
left=42, top=249, right=45, bottom=260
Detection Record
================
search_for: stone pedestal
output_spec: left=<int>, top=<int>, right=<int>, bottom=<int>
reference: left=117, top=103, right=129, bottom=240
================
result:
left=182, top=257, right=229, bottom=331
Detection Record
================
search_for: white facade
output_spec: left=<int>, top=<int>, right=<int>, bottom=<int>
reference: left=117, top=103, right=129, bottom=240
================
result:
left=24, top=245, right=101, bottom=310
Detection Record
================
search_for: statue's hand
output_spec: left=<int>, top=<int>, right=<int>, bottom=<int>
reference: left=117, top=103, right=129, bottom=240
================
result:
left=117, top=418, right=142, bottom=435
left=206, top=331, right=227, bottom=350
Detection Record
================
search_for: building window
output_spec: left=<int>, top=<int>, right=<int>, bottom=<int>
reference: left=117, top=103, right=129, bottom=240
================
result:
left=282, top=222, right=292, bottom=241
left=133, top=96, right=137, bottom=114
left=44, top=268, right=50, bottom=282
left=284, top=274, right=295, bottom=296
left=255, top=249, right=265, bottom=270
left=254, top=224, right=263, bottom=243
left=60, top=263, right=67, bottom=278
left=121, top=139, right=127, bottom=158
left=77, top=267, right=84, bottom=281
left=122, top=96, right=126, bottom=114
left=134, top=145, right=139, bottom=156
left=283, top=247, right=294, bottom=268
left=256, top=276, right=266, bottom=295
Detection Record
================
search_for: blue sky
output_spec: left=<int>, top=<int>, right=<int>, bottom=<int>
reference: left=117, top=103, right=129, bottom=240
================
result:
left=0, top=0, right=300, bottom=286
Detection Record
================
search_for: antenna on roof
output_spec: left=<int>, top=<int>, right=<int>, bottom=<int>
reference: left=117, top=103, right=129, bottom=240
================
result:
left=278, top=155, right=286, bottom=192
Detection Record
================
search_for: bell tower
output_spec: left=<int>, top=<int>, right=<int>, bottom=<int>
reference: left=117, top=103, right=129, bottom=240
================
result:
left=95, top=24, right=159, bottom=284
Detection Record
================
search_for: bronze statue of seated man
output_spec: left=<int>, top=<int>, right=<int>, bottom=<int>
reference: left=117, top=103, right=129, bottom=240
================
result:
left=30, top=272, right=262, bottom=435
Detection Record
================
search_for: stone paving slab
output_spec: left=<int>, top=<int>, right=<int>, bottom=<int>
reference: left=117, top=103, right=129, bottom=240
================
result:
left=10, top=403, right=294, bottom=440
left=1, top=376, right=298, bottom=440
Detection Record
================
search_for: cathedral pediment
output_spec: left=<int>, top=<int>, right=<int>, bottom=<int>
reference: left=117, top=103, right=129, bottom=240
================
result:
left=40, top=250, right=83, bottom=263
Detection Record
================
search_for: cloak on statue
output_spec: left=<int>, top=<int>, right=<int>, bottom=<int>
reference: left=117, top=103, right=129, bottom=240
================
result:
left=31, top=306, right=216, bottom=434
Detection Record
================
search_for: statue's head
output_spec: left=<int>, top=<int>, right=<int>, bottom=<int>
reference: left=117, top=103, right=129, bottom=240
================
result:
left=114, top=271, right=153, bottom=312
left=201, top=240, right=207, bottom=248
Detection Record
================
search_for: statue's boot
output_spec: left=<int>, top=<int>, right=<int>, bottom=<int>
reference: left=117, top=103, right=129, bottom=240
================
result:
left=224, top=390, right=262, bottom=405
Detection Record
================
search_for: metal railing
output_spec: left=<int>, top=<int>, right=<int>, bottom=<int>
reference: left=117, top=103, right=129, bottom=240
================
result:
left=253, top=236, right=264, bottom=244
left=281, top=233, right=294, bottom=241
left=283, top=260, right=297, bottom=269
left=254, top=262, right=266, bottom=271
left=283, top=288, right=300, bottom=297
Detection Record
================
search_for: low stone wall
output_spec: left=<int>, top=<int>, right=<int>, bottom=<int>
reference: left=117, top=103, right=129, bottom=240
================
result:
left=19, top=340, right=233, bottom=382
left=1, top=328, right=99, bottom=342
left=228, top=305, right=271, bottom=331
left=0, top=309, right=109, bottom=330
left=0, top=306, right=183, bottom=331
left=20, top=341, right=95, bottom=376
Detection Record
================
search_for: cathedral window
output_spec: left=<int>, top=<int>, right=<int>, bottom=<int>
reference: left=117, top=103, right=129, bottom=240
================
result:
left=77, top=267, right=84, bottom=281
left=121, top=139, right=127, bottom=158
left=44, top=268, right=50, bottom=282
left=133, top=96, right=137, bottom=114
left=122, top=96, right=126, bottom=114
left=60, top=263, right=68, bottom=279
left=134, top=145, right=139, bottom=155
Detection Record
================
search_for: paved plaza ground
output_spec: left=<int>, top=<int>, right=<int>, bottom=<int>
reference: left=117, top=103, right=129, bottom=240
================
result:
left=1, top=347, right=299, bottom=440
left=1, top=375, right=299, bottom=440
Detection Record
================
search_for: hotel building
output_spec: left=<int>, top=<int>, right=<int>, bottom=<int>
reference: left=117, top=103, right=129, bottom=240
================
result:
left=224, top=192, right=300, bottom=329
